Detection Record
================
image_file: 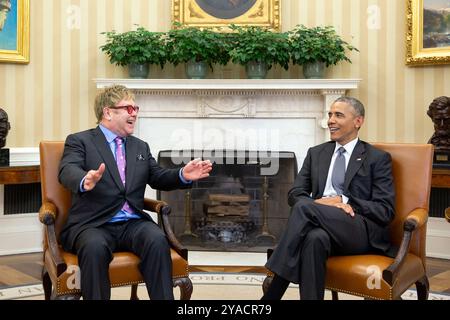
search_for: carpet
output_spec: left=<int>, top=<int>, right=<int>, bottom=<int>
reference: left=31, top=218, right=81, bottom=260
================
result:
left=1, top=273, right=449, bottom=300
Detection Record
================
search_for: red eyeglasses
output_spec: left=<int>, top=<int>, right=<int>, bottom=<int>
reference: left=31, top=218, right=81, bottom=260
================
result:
left=109, top=105, right=140, bottom=114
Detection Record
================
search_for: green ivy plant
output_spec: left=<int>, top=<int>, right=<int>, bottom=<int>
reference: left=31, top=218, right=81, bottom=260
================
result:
left=100, top=27, right=166, bottom=67
left=289, top=25, right=358, bottom=67
left=166, top=24, right=230, bottom=69
left=228, top=25, right=290, bottom=70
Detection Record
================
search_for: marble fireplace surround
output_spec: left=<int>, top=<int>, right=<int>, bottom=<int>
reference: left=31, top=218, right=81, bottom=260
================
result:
left=95, top=79, right=360, bottom=200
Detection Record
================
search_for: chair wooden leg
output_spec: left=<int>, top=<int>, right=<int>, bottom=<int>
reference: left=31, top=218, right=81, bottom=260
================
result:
left=331, top=291, right=339, bottom=300
left=262, top=275, right=273, bottom=295
left=173, top=277, right=193, bottom=300
left=415, top=276, right=429, bottom=300
left=42, top=267, right=52, bottom=300
left=130, top=284, right=139, bottom=300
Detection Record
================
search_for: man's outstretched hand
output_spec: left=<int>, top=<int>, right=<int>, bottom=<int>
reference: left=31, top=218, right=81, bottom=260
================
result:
left=83, top=163, right=105, bottom=191
left=182, top=158, right=213, bottom=181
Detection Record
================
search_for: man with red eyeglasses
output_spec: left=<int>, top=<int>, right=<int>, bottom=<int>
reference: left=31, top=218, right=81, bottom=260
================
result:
left=58, top=84, right=212, bottom=300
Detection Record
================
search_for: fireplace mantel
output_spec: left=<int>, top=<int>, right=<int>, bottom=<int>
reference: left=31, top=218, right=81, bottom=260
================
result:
left=95, top=78, right=360, bottom=129
left=95, top=78, right=360, bottom=91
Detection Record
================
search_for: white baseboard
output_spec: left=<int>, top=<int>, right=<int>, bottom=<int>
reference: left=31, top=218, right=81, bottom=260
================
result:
left=0, top=213, right=43, bottom=256
left=190, top=251, right=266, bottom=266
left=426, top=217, right=450, bottom=259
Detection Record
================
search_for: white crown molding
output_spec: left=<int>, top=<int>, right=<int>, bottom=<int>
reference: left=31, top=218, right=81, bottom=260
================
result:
left=94, top=78, right=362, bottom=91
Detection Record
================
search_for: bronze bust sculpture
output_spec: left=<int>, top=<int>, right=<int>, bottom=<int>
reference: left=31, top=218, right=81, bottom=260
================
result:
left=0, top=108, right=10, bottom=166
left=427, top=96, right=450, bottom=166
left=0, top=108, right=10, bottom=149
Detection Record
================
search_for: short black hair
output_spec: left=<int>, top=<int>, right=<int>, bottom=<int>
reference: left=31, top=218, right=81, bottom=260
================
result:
left=333, top=96, right=365, bottom=117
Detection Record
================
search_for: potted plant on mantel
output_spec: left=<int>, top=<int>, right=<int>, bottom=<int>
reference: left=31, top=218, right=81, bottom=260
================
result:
left=166, top=24, right=230, bottom=79
left=228, top=25, right=290, bottom=79
left=100, top=26, right=166, bottom=79
left=289, top=25, right=359, bottom=79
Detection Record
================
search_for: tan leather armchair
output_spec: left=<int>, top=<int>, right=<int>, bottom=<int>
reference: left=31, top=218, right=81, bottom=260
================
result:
left=263, top=143, right=434, bottom=300
left=39, top=141, right=193, bottom=300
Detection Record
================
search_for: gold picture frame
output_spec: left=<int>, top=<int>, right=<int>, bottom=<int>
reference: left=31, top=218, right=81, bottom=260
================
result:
left=406, top=0, right=450, bottom=66
left=0, top=0, right=29, bottom=64
left=172, top=0, right=281, bottom=31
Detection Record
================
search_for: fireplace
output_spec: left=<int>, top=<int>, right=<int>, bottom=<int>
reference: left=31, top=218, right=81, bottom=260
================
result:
left=157, top=150, right=297, bottom=252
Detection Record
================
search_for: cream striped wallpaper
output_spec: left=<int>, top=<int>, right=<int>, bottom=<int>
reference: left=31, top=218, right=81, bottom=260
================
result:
left=0, top=0, right=449, bottom=147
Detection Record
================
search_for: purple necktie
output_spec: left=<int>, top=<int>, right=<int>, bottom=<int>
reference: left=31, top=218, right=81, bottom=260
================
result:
left=114, top=137, right=132, bottom=213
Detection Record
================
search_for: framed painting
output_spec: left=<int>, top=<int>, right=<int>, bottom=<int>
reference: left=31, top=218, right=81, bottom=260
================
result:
left=172, top=0, right=281, bottom=31
left=406, top=0, right=450, bottom=66
left=0, top=0, right=29, bottom=64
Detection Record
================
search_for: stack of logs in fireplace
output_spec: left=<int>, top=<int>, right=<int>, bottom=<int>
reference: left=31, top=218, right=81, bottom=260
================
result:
left=199, top=193, right=253, bottom=243
left=205, top=194, right=250, bottom=219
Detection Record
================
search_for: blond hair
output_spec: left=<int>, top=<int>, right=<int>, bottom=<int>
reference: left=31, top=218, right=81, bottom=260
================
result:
left=94, top=85, right=135, bottom=123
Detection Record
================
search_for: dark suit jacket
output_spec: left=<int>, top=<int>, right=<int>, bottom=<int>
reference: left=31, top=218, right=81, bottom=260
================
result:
left=288, top=140, right=395, bottom=255
left=58, top=127, right=188, bottom=251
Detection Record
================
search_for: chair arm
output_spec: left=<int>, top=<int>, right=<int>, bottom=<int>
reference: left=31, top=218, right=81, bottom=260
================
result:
left=143, top=198, right=168, bottom=215
left=404, top=208, right=427, bottom=231
left=38, top=201, right=67, bottom=276
left=39, top=201, right=57, bottom=225
left=143, top=198, right=188, bottom=260
left=382, top=208, right=428, bottom=285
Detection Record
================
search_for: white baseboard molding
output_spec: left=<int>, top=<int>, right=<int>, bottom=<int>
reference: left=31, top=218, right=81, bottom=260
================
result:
left=0, top=213, right=43, bottom=256
left=190, top=251, right=267, bottom=266
left=426, top=217, right=450, bottom=259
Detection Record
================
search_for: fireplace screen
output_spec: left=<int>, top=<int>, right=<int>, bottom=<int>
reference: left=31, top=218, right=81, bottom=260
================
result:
left=157, top=150, right=297, bottom=252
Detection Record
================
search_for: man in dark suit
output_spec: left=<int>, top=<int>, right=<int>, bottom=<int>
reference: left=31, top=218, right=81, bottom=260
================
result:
left=262, top=96, right=395, bottom=300
left=59, top=84, right=212, bottom=300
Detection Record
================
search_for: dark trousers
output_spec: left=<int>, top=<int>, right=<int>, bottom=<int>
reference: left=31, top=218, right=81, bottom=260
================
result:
left=264, top=201, right=371, bottom=300
left=74, top=219, right=174, bottom=300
